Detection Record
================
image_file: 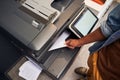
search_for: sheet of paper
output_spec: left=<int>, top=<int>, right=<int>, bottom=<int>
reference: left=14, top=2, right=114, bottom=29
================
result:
left=49, top=30, right=70, bottom=51
left=19, top=60, right=42, bottom=80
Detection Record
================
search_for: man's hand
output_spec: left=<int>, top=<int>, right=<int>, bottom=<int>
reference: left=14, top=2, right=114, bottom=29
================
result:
left=65, top=39, right=82, bottom=49
left=65, top=28, right=106, bottom=49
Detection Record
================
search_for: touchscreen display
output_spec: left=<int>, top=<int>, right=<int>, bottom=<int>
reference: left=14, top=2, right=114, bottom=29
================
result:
left=74, top=9, right=97, bottom=36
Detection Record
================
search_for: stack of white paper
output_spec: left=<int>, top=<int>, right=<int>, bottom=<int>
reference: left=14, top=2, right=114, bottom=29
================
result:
left=19, top=61, right=42, bottom=80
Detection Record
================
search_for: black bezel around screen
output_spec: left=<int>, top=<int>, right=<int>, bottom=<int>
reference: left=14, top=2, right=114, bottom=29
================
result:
left=69, top=7, right=98, bottom=38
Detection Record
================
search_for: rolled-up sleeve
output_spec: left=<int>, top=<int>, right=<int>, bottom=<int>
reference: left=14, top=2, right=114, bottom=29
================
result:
left=100, top=4, right=120, bottom=38
left=100, top=21, right=113, bottom=37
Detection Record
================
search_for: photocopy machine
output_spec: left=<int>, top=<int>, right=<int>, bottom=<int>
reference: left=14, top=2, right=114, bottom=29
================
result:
left=0, top=0, right=62, bottom=51
left=0, top=0, right=86, bottom=79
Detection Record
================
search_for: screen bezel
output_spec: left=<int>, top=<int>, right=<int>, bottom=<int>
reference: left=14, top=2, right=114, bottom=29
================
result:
left=69, top=7, right=98, bottom=38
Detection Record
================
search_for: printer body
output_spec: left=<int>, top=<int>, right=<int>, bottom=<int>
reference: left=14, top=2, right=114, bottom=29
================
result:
left=0, top=0, right=61, bottom=51
left=0, top=0, right=85, bottom=79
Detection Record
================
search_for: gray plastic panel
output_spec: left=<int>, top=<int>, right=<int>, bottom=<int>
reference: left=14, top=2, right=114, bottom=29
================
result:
left=0, top=0, right=57, bottom=51
left=0, top=0, right=40, bottom=45
left=29, top=23, right=57, bottom=50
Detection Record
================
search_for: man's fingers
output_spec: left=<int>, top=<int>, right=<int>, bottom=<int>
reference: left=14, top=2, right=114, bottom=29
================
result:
left=67, top=45, right=75, bottom=49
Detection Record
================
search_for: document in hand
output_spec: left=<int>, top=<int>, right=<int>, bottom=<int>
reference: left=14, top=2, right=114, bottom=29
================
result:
left=19, top=60, right=42, bottom=80
left=49, top=30, right=71, bottom=51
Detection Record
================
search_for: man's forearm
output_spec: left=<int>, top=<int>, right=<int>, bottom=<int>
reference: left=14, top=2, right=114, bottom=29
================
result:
left=78, top=27, right=106, bottom=46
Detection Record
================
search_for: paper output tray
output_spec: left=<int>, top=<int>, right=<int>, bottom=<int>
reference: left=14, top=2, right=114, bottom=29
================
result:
left=43, top=47, right=78, bottom=78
